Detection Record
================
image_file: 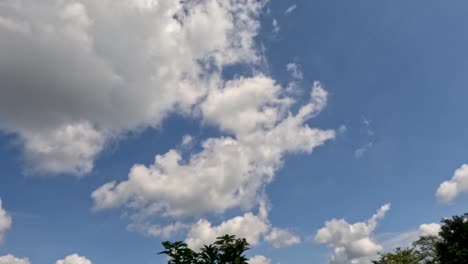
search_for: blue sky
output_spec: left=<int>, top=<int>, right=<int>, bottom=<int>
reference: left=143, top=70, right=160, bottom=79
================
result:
left=1, top=1, right=468, bottom=264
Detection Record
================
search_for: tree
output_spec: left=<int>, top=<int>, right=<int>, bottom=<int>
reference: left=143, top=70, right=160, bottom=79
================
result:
left=372, top=212, right=468, bottom=264
left=372, top=236, right=439, bottom=264
left=159, top=234, right=250, bottom=264
left=372, top=247, right=421, bottom=264
left=413, top=236, right=438, bottom=264
left=435, top=213, right=468, bottom=264
left=159, top=241, right=197, bottom=264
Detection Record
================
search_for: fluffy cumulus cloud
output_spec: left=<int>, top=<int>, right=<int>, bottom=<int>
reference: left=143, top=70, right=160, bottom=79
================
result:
left=265, top=227, right=301, bottom=248
left=0, top=255, right=30, bottom=264
left=315, top=204, right=390, bottom=264
left=1, top=0, right=336, bottom=249
left=92, top=80, right=334, bottom=233
left=56, top=254, right=92, bottom=264
left=186, top=209, right=269, bottom=250
left=184, top=202, right=301, bottom=250
left=419, top=223, right=441, bottom=237
left=0, top=0, right=266, bottom=175
left=248, top=255, right=271, bottom=264
left=0, top=198, right=12, bottom=242
left=436, top=164, right=468, bottom=202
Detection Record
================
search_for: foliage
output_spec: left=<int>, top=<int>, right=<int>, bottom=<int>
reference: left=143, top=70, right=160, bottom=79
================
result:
left=413, top=236, right=438, bottom=264
left=372, top=236, right=439, bottom=264
left=159, top=234, right=250, bottom=264
left=373, top=212, right=468, bottom=264
left=372, top=247, right=421, bottom=264
left=435, top=213, right=468, bottom=264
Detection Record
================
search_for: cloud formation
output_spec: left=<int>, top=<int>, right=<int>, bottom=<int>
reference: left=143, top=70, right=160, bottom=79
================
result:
left=0, top=198, right=12, bottom=242
left=248, top=255, right=271, bottom=264
left=56, top=254, right=92, bottom=264
left=286, top=63, right=303, bottom=80
left=184, top=201, right=301, bottom=250
left=186, top=210, right=269, bottom=250
left=0, top=0, right=265, bottom=175
left=284, top=5, right=297, bottom=15
left=0, top=255, right=29, bottom=264
left=265, top=227, right=301, bottom=248
left=419, top=223, right=441, bottom=237
left=436, top=164, right=468, bottom=202
left=315, top=204, right=390, bottom=264
left=92, top=80, right=334, bottom=233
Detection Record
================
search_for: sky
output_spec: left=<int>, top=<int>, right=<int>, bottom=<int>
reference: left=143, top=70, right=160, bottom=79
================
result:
left=1, top=0, right=468, bottom=263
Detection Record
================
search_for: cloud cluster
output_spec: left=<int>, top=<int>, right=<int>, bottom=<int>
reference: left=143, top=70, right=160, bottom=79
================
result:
left=92, top=80, right=334, bottom=234
left=56, top=254, right=92, bottom=264
left=248, top=255, right=271, bottom=264
left=186, top=211, right=269, bottom=250
left=0, top=253, right=92, bottom=264
left=286, top=63, right=303, bottom=80
left=0, top=255, right=29, bottom=264
left=1, top=0, right=335, bottom=258
left=183, top=201, right=301, bottom=250
left=0, top=198, right=12, bottom=242
left=315, top=204, right=390, bottom=264
left=265, top=227, right=301, bottom=248
left=419, top=223, right=441, bottom=237
left=0, top=0, right=265, bottom=175
left=436, top=164, right=468, bottom=202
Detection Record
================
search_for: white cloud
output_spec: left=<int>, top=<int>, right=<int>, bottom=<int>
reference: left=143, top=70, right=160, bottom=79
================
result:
left=0, top=198, right=12, bottom=242
left=56, top=254, right=92, bottom=264
left=249, top=255, right=271, bottom=264
left=436, top=164, right=468, bottom=202
left=185, top=202, right=301, bottom=250
left=201, top=75, right=288, bottom=136
left=315, top=204, right=390, bottom=264
left=181, top=135, right=193, bottom=146
left=285, top=62, right=304, bottom=93
left=419, top=223, right=441, bottom=237
left=354, top=142, right=373, bottom=159
left=92, top=80, right=334, bottom=228
left=22, top=122, right=105, bottom=175
left=186, top=210, right=269, bottom=250
left=360, top=116, right=374, bottom=136
left=338, top=125, right=347, bottom=134
left=286, top=63, right=303, bottom=80
left=0, top=0, right=266, bottom=175
left=354, top=116, right=375, bottom=159
left=284, top=5, right=297, bottom=15
left=0, top=255, right=29, bottom=264
left=272, top=19, right=279, bottom=33
left=128, top=221, right=189, bottom=239
left=265, top=227, right=301, bottom=248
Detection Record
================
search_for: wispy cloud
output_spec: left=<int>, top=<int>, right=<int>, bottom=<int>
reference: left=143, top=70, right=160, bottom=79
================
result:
left=285, top=4, right=297, bottom=15
left=354, top=142, right=373, bottom=158
left=272, top=18, right=280, bottom=33
left=354, top=116, right=375, bottom=158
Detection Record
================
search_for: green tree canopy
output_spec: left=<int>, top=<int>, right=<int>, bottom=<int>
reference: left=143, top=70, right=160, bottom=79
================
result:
left=159, top=234, right=250, bottom=264
left=373, top=212, right=468, bottom=264
left=435, top=213, right=468, bottom=264
left=372, top=236, right=438, bottom=264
